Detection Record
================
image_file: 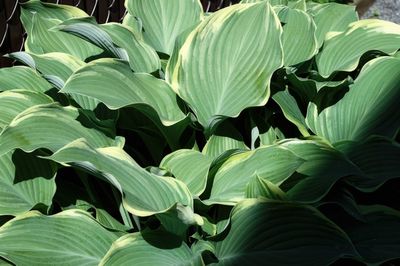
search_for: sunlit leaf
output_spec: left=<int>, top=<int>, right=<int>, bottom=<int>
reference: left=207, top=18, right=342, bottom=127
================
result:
left=307, top=57, right=400, bottom=143
left=0, top=209, right=118, bottom=265
left=169, top=2, right=283, bottom=130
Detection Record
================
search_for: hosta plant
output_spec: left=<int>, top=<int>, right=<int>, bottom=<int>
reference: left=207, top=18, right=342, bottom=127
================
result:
left=0, top=0, right=399, bottom=265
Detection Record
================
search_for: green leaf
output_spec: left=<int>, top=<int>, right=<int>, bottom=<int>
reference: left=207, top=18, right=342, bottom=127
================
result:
left=345, top=205, right=400, bottom=264
left=169, top=2, right=283, bottom=129
left=275, top=6, right=317, bottom=66
left=99, top=230, right=202, bottom=265
left=335, top=137, right=400, bottom=192
left=122, top=13, right=143, bottom=38
left=318, top=186, right=365, bottom=222
left=0, top=104, right=120, bottom=156
left=160, top=149, right=212, bottom=196
left=279, top=138, right=361, bottom=202
left=125, top=0, right=203, bottom=55
left=307, top=3, right=358, bottom=48
left=286, top=70, right=352, bottom=103
left=316, top=19, right=400, bottom=78
left=245, top=175, right=287, bottom=200
left=46, top=139, right=192, bottom=216
left=0, top=66, right=52, bottom=92
left=20, top=0, right=102, bottom=60
left=241, top=0, right=288, bottom=5
left=0, top=90, right=53, bottom=131
left=213, top=199, right=357, bottom=265
left=56, top=17, right=160, bottom=73
left=259, top=127, right=285, bottom=146
left=306, top=57, right=400, bottom=143
left=95, top=209, right=131, bottom=233
left=5, top=53, right=100, bottom=109
left=0, top=209, right=118, bottom=266
left=62, top=58, right=186, bottom=126
left=206, top=144, right=303, bottom=205
left=21, top=0, right=87, bottom=20
left=287, top=0, right=306, bottom=11
left=0, top=150, right=57, bottom=216
left=8, top=52, right=85, bottom=88
left=157, top=203, right=203, bottom=237
left=202, top=135, right=248, bottom=160
left=272, top=89, right=309, bottom=136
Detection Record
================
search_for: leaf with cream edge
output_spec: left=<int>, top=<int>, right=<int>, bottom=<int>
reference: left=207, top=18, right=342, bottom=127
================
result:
left=160, top=149, right=213, bottom=196
left=62, top=59, right=186, bottom=126
left=307, top=2, right=358, bottom=48
left=206, top=144, right=303, bottom=205
left=241, top=0, right=288, bottom=5
left=56, top=17, right=160, bottom=73
left=20, top=0, right=102, bottom=60
left=125, top=0, right=204, bottom=55
left=0, top=104, right=120, bottom=156
left=316, top=19, right=400, bottom=78
left=6, top=52, right=99, bottom=110
left=46, top=139, right=193, bottom=216
left=0, top=90, right=53, bottom=131
left=0, top=91, right=56, bottom=215
left=202, top=135, right=248, bottom=160
left=0, top=209, right=118, bottom=266
left=8, top=52, right=85, bottom=88
left=306, top=57, right=400, bottom=144
left=0, top=150, right=57, bottom=216
left=275, top=6, right=318, bottom=66
left=169, top=2, right=283, bottom=130
left=99, top=231, right=202, bottom=266
left=212, top=199, right=358, bottom=265
left=0, top=66, right=52, bottom=92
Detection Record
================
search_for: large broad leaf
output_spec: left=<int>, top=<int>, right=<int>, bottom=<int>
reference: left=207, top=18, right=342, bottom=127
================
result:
left=0, top=66, right=52, bottom=92
left=0, top=104, right=120, bottom=156
left=0, top=150, right=57, bottom=216
left=99, top=231, right=202, bottom=265
left=125, top=0, right=203, bottom=55
left=160, top=150, right=213, bottom=196
left=344, top=205, right=400, bottom=264
left=56, top=17, right=160, bottom=73
left=46, top=139, right=192, bottom=216
left=335, top=137, right=400, bottom=192
left=307, top=3, right=358, bottom=48
left=8, top=52, right=84, bottom=88
left=0, top=90, right=53, bottom=131
left=20, top=0, right=102, bottom=60
left=306, top=57, right=400, bottom=143
left=316, top=19, right=400, bottom=78
left=169, top=2, right=283, bottom=130
left=275, top=6, right=317, bottom=66
left=206, top=144, right=303, bottom=205
left=0, top=209, right=118, bottom=266
left=62, top=58, right=186, bottom=126
left=213, top=199, right=357, bottom=265
left=279, top=139, right=361, bottom=202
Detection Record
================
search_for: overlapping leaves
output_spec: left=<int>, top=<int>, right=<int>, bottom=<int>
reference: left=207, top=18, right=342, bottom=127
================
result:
left=0, top=0, right=399, bottom=265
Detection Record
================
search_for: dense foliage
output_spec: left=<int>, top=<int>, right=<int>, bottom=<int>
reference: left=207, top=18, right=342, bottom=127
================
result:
left=0, top=0, right=399, bottom=265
